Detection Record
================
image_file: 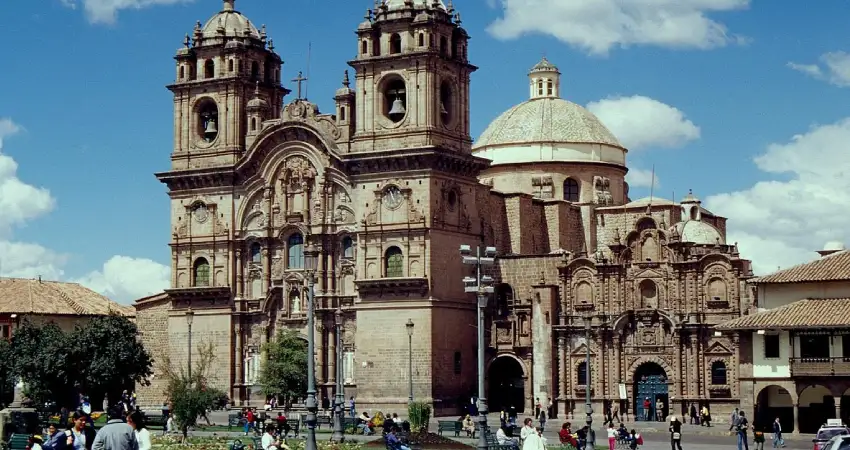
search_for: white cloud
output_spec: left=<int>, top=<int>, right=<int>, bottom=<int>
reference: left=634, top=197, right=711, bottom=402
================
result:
left=626, top=168, right=661, bottom=189
left=0, top=118, right=170, bottom=304
left=60, top=0, right=194, bottom=25
left=73, top=256, right=170, bottom=304
left=705, top=118, right=850, bottom=275
left=788, top=52, right=850, bottom=87
left=487, top=0, right=750, bottom=56
left=587, top=95, right=701, bottom=150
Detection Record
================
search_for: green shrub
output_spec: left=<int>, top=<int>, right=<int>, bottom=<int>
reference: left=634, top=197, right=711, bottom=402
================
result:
left=407, top=401, right=432, bottom=432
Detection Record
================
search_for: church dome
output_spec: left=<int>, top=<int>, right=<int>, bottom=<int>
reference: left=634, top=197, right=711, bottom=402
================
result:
left=384, top=0, right=446, bottom=10
left=473, top=58, right=626, bottom=167
left=201, top=0, right=261, bottom=41
left=671, top=221, right=724, bottom=245
left=475, top=98, right=623, bottom=149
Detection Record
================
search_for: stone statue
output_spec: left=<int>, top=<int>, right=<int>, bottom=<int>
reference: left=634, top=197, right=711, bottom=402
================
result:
left=290, top=290, right=302, bottom=314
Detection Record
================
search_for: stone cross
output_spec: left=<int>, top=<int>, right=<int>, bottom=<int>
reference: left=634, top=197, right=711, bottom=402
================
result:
left=292, top=71, right=308, bottom=100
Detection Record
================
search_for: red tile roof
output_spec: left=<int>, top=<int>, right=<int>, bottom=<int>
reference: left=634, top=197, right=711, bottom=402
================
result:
left=750, top=250, right=850, bottom=284
left=0, top=278, right=134, bottom=316
left=716, top=298, right=850, bottom=330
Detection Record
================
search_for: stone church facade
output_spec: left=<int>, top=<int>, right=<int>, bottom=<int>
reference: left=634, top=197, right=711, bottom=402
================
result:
left=135, top=0, right=755, bottom=419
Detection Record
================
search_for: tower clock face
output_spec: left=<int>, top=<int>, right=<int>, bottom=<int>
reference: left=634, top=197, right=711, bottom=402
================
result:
left=383, top=185, right=403, bottom=209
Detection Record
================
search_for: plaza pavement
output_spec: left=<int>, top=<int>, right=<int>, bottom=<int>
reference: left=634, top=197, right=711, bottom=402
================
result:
left=172, top=410, right=814, bottom=450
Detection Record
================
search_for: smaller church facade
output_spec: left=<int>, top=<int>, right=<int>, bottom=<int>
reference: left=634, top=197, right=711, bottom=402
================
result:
left=134, top=0, right=755, bottom=420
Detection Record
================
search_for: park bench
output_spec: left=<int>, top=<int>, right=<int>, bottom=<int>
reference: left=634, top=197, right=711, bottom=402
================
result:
left=437, top=420, right=460, bottom=437
left=316, top=416, right=332, bottom=428
left=485, top=430, right=516, bottom=450
left=342, top=417, right=358, bottom=434
left=228, top=414, right=245, bottom=431
left=279, top=420, right=300, bottom=438
left=8, top=433, right=30, bottom=450
left=143, top=414, right=167, bottom=430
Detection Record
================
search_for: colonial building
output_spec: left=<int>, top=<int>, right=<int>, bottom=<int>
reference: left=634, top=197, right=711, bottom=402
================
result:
left=718, top=243, right=850, bottom=434
left=0, top=277, right=134, bottom=338
left=135, top=0, right=754, bottom=419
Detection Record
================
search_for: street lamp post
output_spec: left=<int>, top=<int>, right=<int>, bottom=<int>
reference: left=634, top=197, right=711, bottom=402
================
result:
left=406, top=319, right=414, bottom=403
left=460, top=245, right=497, bottom=450
left=304, top=244, right=320, bottom=450
left=331, top=307, right=345, bottom=442
left=186, top=307, right=195, bottom=379
left=583, top=314, right=594, bottom=450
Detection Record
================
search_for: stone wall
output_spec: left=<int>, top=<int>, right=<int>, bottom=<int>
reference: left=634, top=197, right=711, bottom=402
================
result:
left=134, top=298, right=172, bottom=407
left=430, top=306, right=477, bottom=416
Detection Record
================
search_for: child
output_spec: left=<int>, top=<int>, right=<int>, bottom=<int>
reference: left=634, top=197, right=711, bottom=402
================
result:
left=607, top=423, right=617, bottom=450
left=629, top=429, right=642, bottom=450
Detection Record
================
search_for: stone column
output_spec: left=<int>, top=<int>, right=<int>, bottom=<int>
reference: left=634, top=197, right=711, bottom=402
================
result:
left=673, top=332, right=683, bottom=397
left=557, top=335, right=566, bottom=405
left=236, top=248, right=244, bottom=299
left=235, top=321, right=244, bottom=404
left=793, top=404, right=800, bottom=435
left=613, top=335, right=622, bottom=385
left=328, top=324, right=337, bottom=384
left=834, top=396, right=841, bottom=420
left=262, top=248, right=270, bottom=293
left=689, top=333, right=699, bottom=399
left=317, top=322, right=326, bottom=384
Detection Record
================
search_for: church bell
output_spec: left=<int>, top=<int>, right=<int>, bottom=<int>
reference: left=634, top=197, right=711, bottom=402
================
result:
left=204, top=118, right=218, bottom=139
left=388, top=97, right=406, bottom=118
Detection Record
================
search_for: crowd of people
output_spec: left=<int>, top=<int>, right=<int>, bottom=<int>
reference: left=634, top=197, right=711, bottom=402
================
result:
left=29, top=397, right=151, bottom=450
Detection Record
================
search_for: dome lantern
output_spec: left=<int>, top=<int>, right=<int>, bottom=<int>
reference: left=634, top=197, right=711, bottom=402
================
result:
left=529, top=57, right=560, bottom=100
left=223, top=0, right=235, bottom=12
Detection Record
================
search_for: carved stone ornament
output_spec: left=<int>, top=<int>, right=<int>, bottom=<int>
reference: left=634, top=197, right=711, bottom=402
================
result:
left=593, top=176, right=613, bottom=206
left=271, top=254, right=284, bottom=280
left=193, top=203, right=209, bottom=223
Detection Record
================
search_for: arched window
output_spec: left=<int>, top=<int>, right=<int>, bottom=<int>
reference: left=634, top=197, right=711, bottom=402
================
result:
left=340, top=107, right=346, bottom=122
left=418, top=33, right=425, bottom=47
left=250, top=242, right=262, bottom=263
left=537, top=80, right=543, bottom=96
left=385, top=246, right=403, bottom=278
left=193, top=258, right=210, bottom=287
left=547, top=80, right=553, bottom=96
left=179, top=66, right=185, bottom=79
left=390, top=33, right=402, bottom=54
left=228, top=59, right=234, bottom=72
left=250, top=117, right=257, bottom=131
left=342, top=236, right=354, bottom=259
left=439, top=36, right=448, bottom=56
left=577, top=361, right=588, bottom=385
left=564, top=178, right=580, bottom=202
left=251, top=62, right=260, bottom=81
left=495, top=283, right=514, bottom=317
left=361, top=39, right=368, bottom=55
left=287, top=233, right=304, bottom=269
left=711, top=361, right=727, bottom=385
left=204, top=59, right=215, bottom=79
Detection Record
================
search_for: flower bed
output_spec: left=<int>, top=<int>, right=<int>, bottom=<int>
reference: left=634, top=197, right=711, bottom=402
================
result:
left=364, top=432, right=473, bottom=450
left=150, top=436, right=363, bottom=450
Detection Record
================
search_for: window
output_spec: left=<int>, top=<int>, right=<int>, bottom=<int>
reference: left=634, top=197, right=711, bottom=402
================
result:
left=340, top=107, right=346, bottom=122
left=418, top=33, right=425, bottom=47
left=453, top=351, right=461, bottom=375
left=250, top=242, right=262, bottom=263
left=228, top=59, right=234, bottom=72
left=251, top=117, right=257, bottom=131
left=342, top=236, right=354, bottom=259
left=710, top=361, right=727, bottom=385
left=385, top=246, right=403, bottom=278
left=800, top=335, right=830, bottom=359
left=564, top=178, right=580, bottom=202
left=193, top=258, right=210, bottom=287
left=179, top=66, right=185, bottom=79
left=204, top=59, right=215, bottom=79
left=547, top=80, right=553, bottom=96
left=843, top=335, right=850, bottom=359
left=764, top=334, right=780, bottom=359
left=537, top=80, right=543, bottom=96
left=390, top=33, right=402, bottom=54
left=496, top=284, right=514, bottom=318
left=251, top=62, right=259, bottom=81
left=361, top=40, right=368, bottom=55
left=576, top=362, right=588, bottom=385
left=287, top=233, right=304, bottom=269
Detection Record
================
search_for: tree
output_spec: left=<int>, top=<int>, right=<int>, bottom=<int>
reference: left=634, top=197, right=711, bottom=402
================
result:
left=70, top=314, right=153, bottom=406
left=11, top=321, right=74, bottom=408
left=0, top=339, right=16, bottom=407
left=160, top=341, right=227, bottom=441
left=258, top=330, right=308, bottom=403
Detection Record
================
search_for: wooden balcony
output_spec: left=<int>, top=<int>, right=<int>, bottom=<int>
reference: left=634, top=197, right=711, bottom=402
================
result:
left=790, top=357, right=850, bottom=377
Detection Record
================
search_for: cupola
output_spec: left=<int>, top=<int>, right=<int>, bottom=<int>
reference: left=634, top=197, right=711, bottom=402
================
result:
left=529, top=57, right=560, bottom=100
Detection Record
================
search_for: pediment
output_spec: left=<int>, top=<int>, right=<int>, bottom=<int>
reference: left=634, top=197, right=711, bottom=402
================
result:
left=570, top=342, right=597, bottom=357
left=705, top=340, right=733, bottom=355
left=631, top=267, right=665, bottom=279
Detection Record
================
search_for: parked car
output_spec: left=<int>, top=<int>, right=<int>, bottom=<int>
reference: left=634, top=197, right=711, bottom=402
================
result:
left=813, top=422, right=850, bottom=450
left=822, top=435, right=850, bottom=450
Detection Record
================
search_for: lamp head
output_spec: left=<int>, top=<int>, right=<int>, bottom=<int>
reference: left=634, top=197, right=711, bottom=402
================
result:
left=304, top=243, right=319, bottom=272
left=405, top=318, right=414, bottom=337
left=186, top=307, right=195, bottom=326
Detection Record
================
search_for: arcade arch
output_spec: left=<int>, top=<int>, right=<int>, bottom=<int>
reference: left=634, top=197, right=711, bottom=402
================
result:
left=755, top=385, right=794, bottom=433
left=488, top=355, right=526, bottom=414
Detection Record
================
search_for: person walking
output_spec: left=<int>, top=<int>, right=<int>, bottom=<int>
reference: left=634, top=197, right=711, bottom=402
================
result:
left=538, top=409, right=547, bottom=432
left=689, top=404, right=698, bottom=425
left=730, top=408, right=740, bottom=432
left=91, top=406, right=139, bottom=450
left=607, top=423, right=617, bottom=450
left=612, top=402, right=621, bottom=424
left=735, top=412, right=750, bottom=450
left=127, top=411, right=151, bottom=450
left=772, top=417, right=785, bottom=448
left=669, top=416, right=683, bottom=450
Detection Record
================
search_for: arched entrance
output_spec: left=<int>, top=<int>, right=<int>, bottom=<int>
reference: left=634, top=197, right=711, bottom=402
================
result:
left=488, top=356, right=526, bottom=414
left=799, top=385, right=833, bottom=433
left=633, top=362, right=668, bottom=421
left=755, top=385, right=794, bottom=433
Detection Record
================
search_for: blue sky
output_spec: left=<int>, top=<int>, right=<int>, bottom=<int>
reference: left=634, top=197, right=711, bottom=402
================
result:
left=1, top=0, right=850, bottom=302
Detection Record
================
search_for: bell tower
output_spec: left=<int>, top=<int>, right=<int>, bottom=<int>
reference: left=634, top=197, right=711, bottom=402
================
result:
left=349, top=0, right=475, bottom=154
left=167, top=0, right=290, bottom=170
